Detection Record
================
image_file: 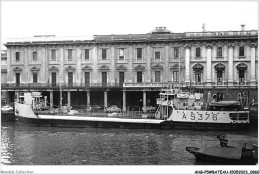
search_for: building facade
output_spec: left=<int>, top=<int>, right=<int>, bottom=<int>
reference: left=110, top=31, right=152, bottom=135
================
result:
left=1, top=50, right=8, bottom=105
left=2, top=26, right=258, bottom=111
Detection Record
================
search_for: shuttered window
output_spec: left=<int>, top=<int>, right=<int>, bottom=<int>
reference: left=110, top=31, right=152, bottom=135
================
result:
left=68, top=49, right=73, bottom=61
left=155, top=71, right=160, bottom=82
left=51, top=50, right=56, bottom=61
left=102, top=49, right=106, bottom=60
left=33, top=51, right=37, bottom=62
left=137, top=48, right=142, bottom=59
left=15, top=52, right=20, bottom=62
left=85, top=49, right=89, bottom=60
left=195, top=47, right=201, bottom=57
left=217, top=47, right=222, bottom=57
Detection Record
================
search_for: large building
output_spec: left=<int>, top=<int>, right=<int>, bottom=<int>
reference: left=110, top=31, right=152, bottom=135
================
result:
left=1, top=50, right=8, bottom=105
left=2, top=25, right=258, bottom=111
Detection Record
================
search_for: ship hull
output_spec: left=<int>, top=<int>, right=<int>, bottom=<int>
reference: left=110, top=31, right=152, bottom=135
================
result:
left=16, top=115, right=163, bottom=129
left=16, top=115, right=249, bottom=131
left=160, top=121, right=249, bottom=131
left=1, top=112, right=16, bottom=122
left=15, top=103, right=250, bottom=130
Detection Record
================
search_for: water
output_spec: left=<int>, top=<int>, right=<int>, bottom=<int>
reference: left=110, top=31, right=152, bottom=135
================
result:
left=1, top=122, right=257, bottom=165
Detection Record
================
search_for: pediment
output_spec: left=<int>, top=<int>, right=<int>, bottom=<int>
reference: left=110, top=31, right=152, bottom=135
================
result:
left=214, top=63, right=225, bottom=70
left=98, top=65, right=110, bottom=70
left=193, top=63, right=204, bottom=71
left=82, top=65, right=93, bottom=71
left=116, top=65, right=127, bottom=70
left=170, top=64, right=179, bottom=69
left=30, top=66, right=40, bottom=72
left=13, top=67, right=23, bottom=72
left=237, top=63, right=247, bottom=70
left=48, top=66, right=59, bottom=72
left=152, top=64, right=164, bottom=70
left=133, top=65, right=145, bottom=71
left=65, top=66, right=76, bottom=72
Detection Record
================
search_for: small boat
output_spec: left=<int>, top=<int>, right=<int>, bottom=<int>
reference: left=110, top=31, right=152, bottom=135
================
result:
left=186, top=134, right=258, bottom=165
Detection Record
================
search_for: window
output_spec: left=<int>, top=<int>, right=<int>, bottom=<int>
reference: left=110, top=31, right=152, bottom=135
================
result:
left=51, top=50, right=56, bottom=61
left=16, top=73, right=20, bottom=85
left=119, top=72, right=124, bottom=86
left=195, top=73, right=201, bottom=82
left=155, top=51, right=160, bottom=59
left=68, top=72, right=73, bottom=87
left=155, top=71, right=161, bottom=82
left=195, top=47, right=201, bottom=57
left=33, top=51, right=37, bottom=62
left=33, top=73, right=37, bottom=83
left=68, top=49, right=73, bottom=61
left=51, top=72, right=56, bottom=86
left=102, top=49, right=107, bottom=60
left=173, top=71, right=179, bottom=82
left=85, top=49, right=89, bottom=60
left=217, top=47, right=222, bottom=57
left=217, top=70, right=223, bottom=82
left=119, top=48, right=124, bottom=60
left=15, top=52, right=20, bottom=62
left=137, top=48, right=142, bottom=59
left=137, top=71, right=142, bottom=83
left=85, top=72, right=90, bottom=86
left=239, top=70, right=245, bottom=82
left=239, top=46, right=245, bottom=57
left=174, top=47, right=179, bottom=58
left=102, top=72, right=107, bottom=86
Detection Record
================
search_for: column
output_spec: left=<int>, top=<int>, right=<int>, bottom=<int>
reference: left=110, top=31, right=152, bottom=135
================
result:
left=76, top=47, right=81, bottom=84
left=87, top=91, right=90, bottom=108
left=123, top=90, right=126, bottom=112
left=93, top=46, right=98, bottom=83
left=146, top=46, right=151, bottom=82
left=111, top=46, right=115, bottom=84
left=104, top=91, right=107, bottom=110
left=206, top=45, right=212, bottom=86
left=165, top=45, right=169, bottom=81
left=250, top=44, right=256, bottom=85
left=185, top=46, right=191, bottom=84
left=228, top=44, right=234, bottom=85
left=50, top=91, right=53, bottom=108
left=67, top=91, right=71, bottom=107
left=143, top=91, right=146, bottom=109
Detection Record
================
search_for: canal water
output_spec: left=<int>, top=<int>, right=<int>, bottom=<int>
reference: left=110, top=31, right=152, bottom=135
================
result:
left=1, top=122, right=257, bottom=165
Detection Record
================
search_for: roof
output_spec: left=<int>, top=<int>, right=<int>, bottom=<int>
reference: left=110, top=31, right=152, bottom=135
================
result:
left=150, top=26, right=172, bottom=34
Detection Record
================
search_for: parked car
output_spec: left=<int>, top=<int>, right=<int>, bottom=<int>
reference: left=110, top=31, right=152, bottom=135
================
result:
left=1, top=105, right=14, bottom=112
left=107, top=105, right=121, bottom=113
left=89, top=105, right=102, bottom=112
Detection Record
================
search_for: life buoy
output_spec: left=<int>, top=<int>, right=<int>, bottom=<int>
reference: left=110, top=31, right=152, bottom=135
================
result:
left=167, top=101, right=171, bottom=105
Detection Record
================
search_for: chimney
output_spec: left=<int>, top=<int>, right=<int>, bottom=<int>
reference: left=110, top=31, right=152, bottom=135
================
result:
left=241, top=24, right=245, bottom=31
left=202, top=23, right=206, bottom=32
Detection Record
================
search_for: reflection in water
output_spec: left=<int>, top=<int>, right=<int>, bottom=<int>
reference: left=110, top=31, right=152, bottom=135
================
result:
left=1, top=122, right=257, bottom=165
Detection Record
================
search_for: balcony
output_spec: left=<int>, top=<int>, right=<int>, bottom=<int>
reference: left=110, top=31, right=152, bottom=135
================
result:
left=1, top=82, right=123, bottom=90
left=185, top=30, right=258, bottom=37
left=123, top=82, right=168, bottom=88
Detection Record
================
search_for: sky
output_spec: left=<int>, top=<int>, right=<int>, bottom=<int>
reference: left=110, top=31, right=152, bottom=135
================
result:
left=0, top=0, right=258, bottom=50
